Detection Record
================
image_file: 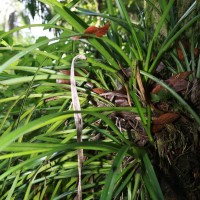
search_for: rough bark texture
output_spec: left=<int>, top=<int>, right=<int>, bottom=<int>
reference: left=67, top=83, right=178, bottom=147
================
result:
left=146, top=0, right=200, bottom=40
left=175, top=0, right=200, bottom=40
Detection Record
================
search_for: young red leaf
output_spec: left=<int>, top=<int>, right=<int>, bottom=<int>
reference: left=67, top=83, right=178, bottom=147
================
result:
left=71, top=26, right=99, bottom=40
left=95, top=21, right=110, bottom=37
left=71, top=22, right=110, bottom=40
left=84, top=26, right=99, bottom=34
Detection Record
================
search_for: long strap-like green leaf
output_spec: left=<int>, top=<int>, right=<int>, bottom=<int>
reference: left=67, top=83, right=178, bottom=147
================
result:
left=39, top=0, right=120, bottom=70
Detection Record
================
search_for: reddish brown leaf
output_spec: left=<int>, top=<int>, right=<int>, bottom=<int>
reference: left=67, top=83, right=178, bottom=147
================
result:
left=60, top=70, right=82, bottom=76
left=84, top=26, right=99, bottom=34
left=166, top=79, right=188, bottom=92
left=177, top=47, right=184, bottom=62
left=176, top=41, right=199, bottom=61
left=165, top=71, right=192, bottom=92
left=84, top=21, right=110, bottom=38
left=56, top=70, right=71, bottom=84
left=176, top=41, right=190, bottom=62
left=71, top=22, right=110, bottom=40
left=153, top=113, right=179, bottom=125
left=115, top=86, right=127, bottom=95
left=194, top=48, right=199, bottom=57
left=56, top=70, right=83, bottom=85
left=151, top=84, right=166, bottom=94
left=92, top=88, right=107, bottom=94
left=94, top=21, right=110, bottom=37
left=170, top=71, right=192, bottom=80
left=152, top=113, right=179, bottom=132
left=152, top=71, right=192, bottom=94
left=152, top=124, right=163, bottom=133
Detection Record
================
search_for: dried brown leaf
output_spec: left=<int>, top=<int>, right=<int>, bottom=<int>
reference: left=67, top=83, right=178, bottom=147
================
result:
left=152, top=113, right=179, bottom=132
left=166, top=79, right=189, bottom=92
left=56, top=70, right=86, bottom=85
left=92, top=88, right=107, bottom=94
left=151, top=84, right=166, bottom=94
left=153, top=113, right=179, bottom=125
left=170, top=71, right=192, bottom=80
left=152, top=72, right=192, bottom=94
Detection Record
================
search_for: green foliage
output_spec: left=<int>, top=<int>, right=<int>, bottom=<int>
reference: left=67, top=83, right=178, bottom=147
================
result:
left=19, top=0, right=53, bottom=22
left=0, top=0, right=199, bottom=199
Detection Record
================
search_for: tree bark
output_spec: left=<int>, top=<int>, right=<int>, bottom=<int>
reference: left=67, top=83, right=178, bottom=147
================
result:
left=146, top=0, right=200, bottom=40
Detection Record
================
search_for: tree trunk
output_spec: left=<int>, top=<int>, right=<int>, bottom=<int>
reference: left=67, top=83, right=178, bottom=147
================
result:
left=146, top=0, right=200, bottom=40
